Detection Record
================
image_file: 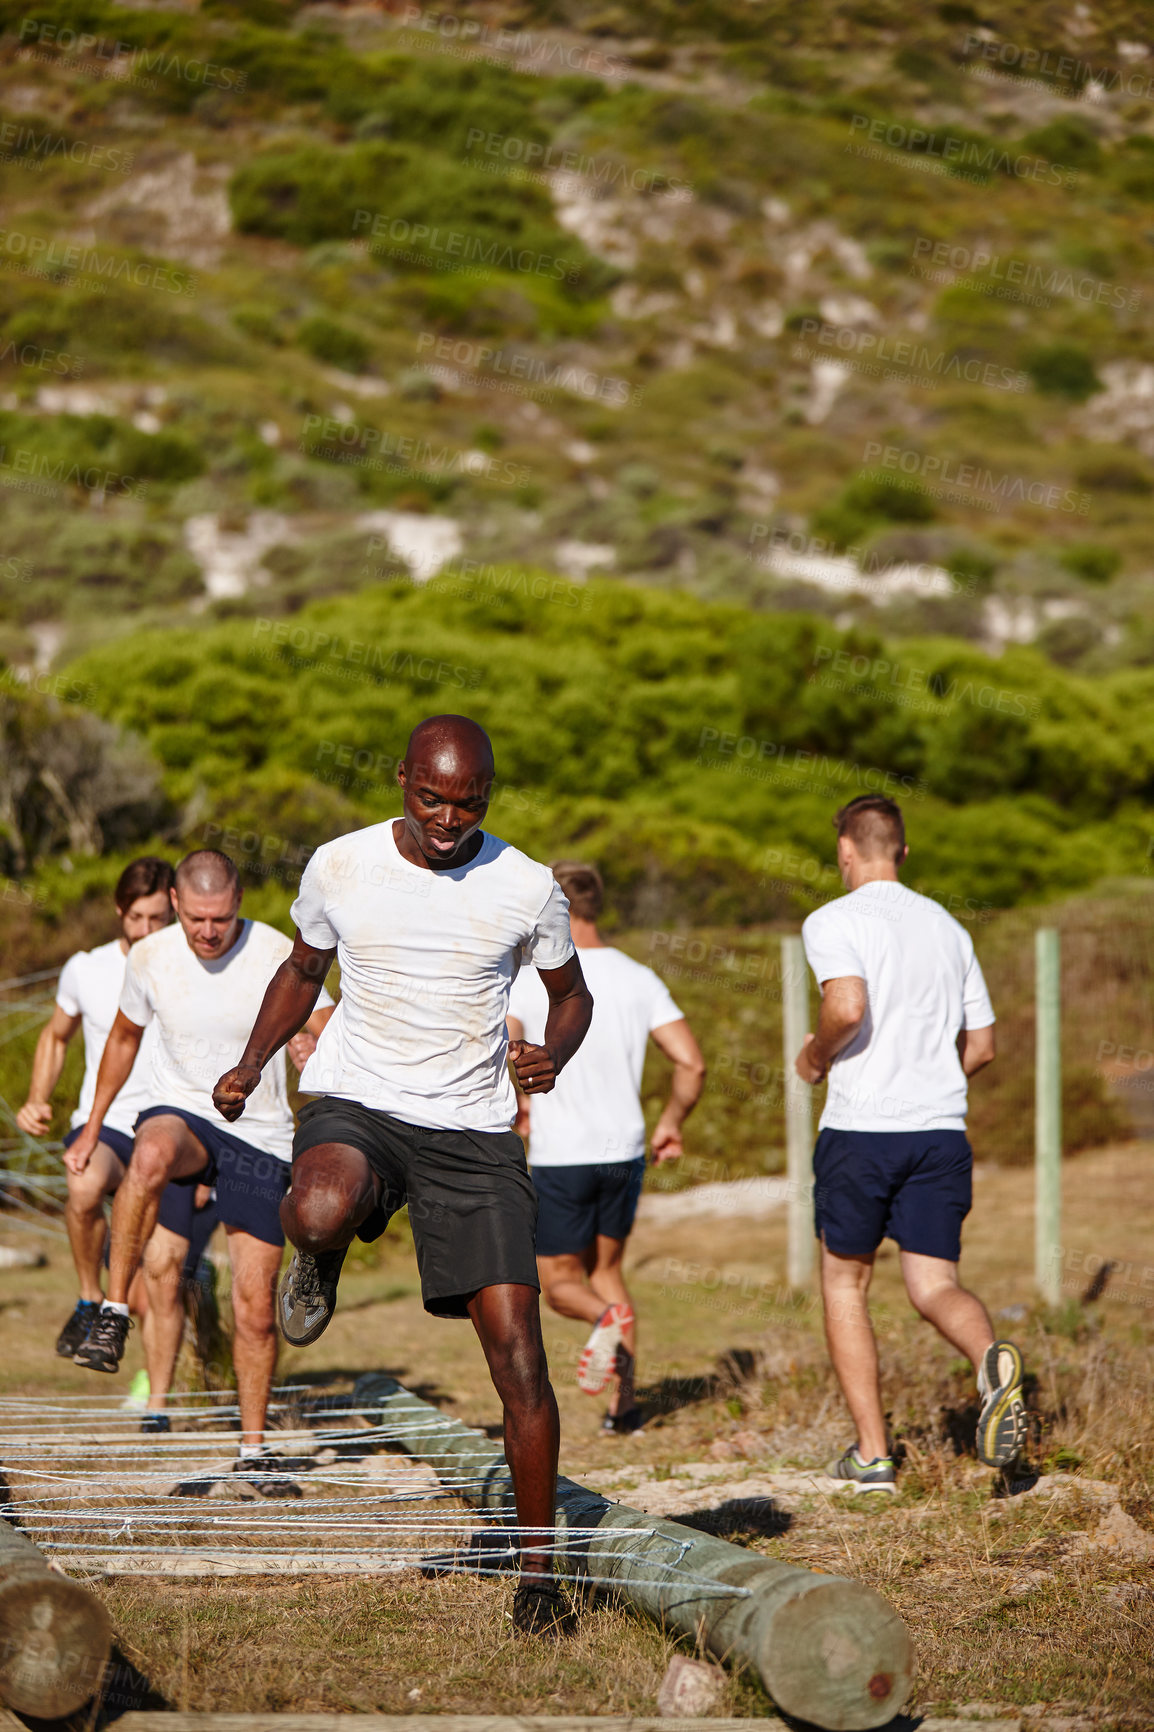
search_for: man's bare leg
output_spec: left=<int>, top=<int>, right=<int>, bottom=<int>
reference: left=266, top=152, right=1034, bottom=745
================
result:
left=900, top=1251, right=994, bottom=1367
left=281, top=1142, right=378, bottom=1252
left=467, top=1282, right=559, bottom=1588
left=107, top=1117, right=208, bottom=1305
left=141, top=1225, right=191, bottom=1414
left=227, top=1229, right=283, bottom=1449
left=65, top=1143, right=125, bottom=1302
left=588, top=1235, right=633, bottom=1416
left=821, top=1243, right=888, bottom=1462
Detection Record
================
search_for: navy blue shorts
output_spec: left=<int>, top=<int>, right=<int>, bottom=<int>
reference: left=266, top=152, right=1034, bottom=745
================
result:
left=531, top=1158, right=646, bottom=1258
left=64, top=1123, right=206, bottom=1242
left=813, top=1127, right=973, bottom=1261
left=134, top=1107, right=289, bottom=1248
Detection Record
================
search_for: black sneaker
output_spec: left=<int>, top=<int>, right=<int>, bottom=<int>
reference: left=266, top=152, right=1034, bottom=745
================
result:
left=512, top=1579, right=574, bottom=1638
left=231, top=1454, right=303, bottom=1499
left=141, top=1412, right=171, bottom=1434
left=602, top=1406, right=645, bottom=1435
left=977, top=1339, right=1027, bottom=1468
left=73, top=1307, right=131, bottom=1372
left=277, top=1246, right=347, bottom=1346
left=55, top=1299, right=100, bottom=1357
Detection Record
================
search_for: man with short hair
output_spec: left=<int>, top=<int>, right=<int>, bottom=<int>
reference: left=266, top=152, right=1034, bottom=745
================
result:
left=507, top=861, right=705, bottom=1434
left=67, top=850, right=334, bottom=1486
left=213, top=716, right=593, bottom=1634
left=795, top=795, right=1025, bottom=1491
left=16, top=856, right=212, bottom=1379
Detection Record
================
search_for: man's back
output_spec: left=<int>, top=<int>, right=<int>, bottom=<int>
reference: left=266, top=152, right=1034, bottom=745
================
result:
left=508, top=947, right=681, bottom=1164
left=802, top=882, right=994, bottom=1134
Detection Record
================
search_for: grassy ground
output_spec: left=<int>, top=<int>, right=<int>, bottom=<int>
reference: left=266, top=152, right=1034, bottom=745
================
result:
left=1, top=1144, right=1152, bottom=1722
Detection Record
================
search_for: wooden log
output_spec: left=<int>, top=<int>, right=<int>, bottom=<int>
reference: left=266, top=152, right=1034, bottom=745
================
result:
left=0, top=1517, right=112, bottom=1717
left=353, top=1376, right=911, bottom=1732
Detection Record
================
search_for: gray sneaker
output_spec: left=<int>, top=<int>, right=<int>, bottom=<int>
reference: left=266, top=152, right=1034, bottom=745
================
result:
left=277, top=1246, right=348, bottom=1346
left=977, top=1339, right=1027, bottom=1468
left=826, top=1445, right=897, bottom=1493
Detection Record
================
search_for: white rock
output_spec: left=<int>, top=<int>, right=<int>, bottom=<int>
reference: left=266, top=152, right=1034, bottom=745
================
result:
left=656, top=1655, right=726, bottom=1718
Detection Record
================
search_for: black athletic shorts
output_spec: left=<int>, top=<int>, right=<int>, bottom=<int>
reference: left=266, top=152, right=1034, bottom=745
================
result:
left=531, top=1157, right=646, bottom=1258
left=63, top=1122, right=208, bottom=1242
left=293, top=1095, right=539, bottom=1319
left=134, top=1106, right=290, bottom=1248
left=813, top=1126, right=973, bottom=1261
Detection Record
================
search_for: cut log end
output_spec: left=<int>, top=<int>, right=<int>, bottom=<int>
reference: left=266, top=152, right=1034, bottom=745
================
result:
left=758, top=1577, right=913, bottom=1732
left=0, top=1576, right=113, bottom=1719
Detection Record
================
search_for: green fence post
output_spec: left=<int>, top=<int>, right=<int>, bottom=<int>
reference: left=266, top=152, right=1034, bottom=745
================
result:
left=782, top=935, right=813, bottom=1290
left=1035, top=927, right=1062, bottom=1307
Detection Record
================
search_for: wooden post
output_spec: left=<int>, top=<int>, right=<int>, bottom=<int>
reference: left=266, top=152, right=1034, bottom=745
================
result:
left=781, top=935, right=813, bottom=1290
left=0, top=1517, right=112, bottom=1717
left=1035, top=927, right=1062, bottom=1306
left=354, top=1376, right=911, bottom=1731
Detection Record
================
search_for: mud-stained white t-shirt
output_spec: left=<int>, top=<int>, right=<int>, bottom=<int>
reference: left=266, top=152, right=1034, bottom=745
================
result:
left=119, top=919, right=333, bottom=1162
left=56, top=940, right=160, bottom=1137
left=291, top=821, right=574, bottom=1132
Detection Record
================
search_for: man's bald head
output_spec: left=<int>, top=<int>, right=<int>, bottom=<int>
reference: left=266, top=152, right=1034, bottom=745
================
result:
left=404, top=715, right=494, bottom=784
left=175, top=849, right=241, bottom=898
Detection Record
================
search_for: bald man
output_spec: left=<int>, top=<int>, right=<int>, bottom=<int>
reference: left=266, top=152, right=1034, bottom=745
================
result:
left=213, top=716, right=593, bottom=1635
left=69, top=849, right=335, bottom=1486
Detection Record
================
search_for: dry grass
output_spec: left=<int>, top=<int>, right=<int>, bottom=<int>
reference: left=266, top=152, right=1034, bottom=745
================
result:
left=2, top=1145, right=1153, bottom=1723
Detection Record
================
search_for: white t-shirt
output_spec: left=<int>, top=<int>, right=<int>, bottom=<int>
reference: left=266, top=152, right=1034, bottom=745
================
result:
left=508, top=947, right=683, bottom=1166
left=802, top=881, right=995, bottom=1134
left=56, top=939, right=160, bottom=1137
left=290, top=821, right=574, bottom=1133
left=119, top=919, right=333, bottom=1163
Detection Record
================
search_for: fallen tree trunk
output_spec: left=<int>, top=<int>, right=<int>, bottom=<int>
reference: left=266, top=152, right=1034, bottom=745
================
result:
left=353, top=1374, right=911, bottom=1732
left=0, top=1517, right=113, bottom=1717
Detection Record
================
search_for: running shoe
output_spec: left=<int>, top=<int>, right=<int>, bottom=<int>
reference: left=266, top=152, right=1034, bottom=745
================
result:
left=73, top=1307, right=131, bottom=1372
left=231, top=1454, right=304, bottom=1499
left=122, top=1369, right=152, bottom=1412
left=976, top=1338, right=1027, bottom=1468
left=826, top=1446, right=897, bottom=1493
left=55, top=1299, right=100, bottom=1358
left=512, top=1579, right=574, bottom=1638
left=576, top=1303, right=633, bottom=1396
left=277, top=1246, right=348, bottom=1346
left=602, top=1407, right=645, bottom=1435
left=140, top=1412, right=171, bottom=1434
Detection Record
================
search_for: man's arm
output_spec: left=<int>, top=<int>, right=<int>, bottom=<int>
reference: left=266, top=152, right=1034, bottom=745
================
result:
left=287, top=1000, right=338, bottom=1073
left=63, top=1012, right=146, bottom=1172
left=507, top=954, right=592, bottom=1097
left=649, top=1018, right=706, bottom=1162
left=506, top=1014, right=532, bottom=1138
left=213, top=931, right=336, bottom=1121
left=795, top=975, right=867, bottom=1085
left=16, top=1006, right=81, bottom=1135
left=958, top=1023, right=995, bottom=1076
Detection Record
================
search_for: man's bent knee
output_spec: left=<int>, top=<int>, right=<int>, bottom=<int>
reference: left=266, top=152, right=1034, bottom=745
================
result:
left=283, top=1173, right=367, bottom=1249
left=130, top=1135, right=181, bottom=1194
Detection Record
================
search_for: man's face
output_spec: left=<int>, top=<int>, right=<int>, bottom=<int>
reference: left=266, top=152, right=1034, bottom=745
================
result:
left=119, top=889, right=172, bottom=946
left=398, top=752, right=491, bottom=867
left=171, top=884, right=242, bottom=960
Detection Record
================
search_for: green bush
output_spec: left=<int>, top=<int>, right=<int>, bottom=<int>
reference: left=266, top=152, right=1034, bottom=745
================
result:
left=115, top=429, right=204, bottom=485
left=297, top=316, right=371, bottom=374
left=1018, top=118, right=1103, bottom=173
left=1060, top=543, right=1121, bottom=585
left=1026, top=343, right=1102, bottom=401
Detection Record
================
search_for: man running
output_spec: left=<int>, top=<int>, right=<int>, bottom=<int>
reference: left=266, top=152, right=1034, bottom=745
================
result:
left=794, top=794, right=1026, bottom=1492
left=16, top=856, right=214, bottom=1387
left=507, top=861, right=704, bottom=1434
left=212, top=716, right=593, bottom=1633
left=67, top=850, right=334, bottom=1487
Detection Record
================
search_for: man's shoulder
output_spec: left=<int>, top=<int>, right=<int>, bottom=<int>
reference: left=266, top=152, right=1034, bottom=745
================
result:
left=64, top=937, right=118, bottom=973
left=131, top=924, right=179, bottom=966
left=478, top=833, right=556, bottom=900
left=246, top=918, right=293, bottom=954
